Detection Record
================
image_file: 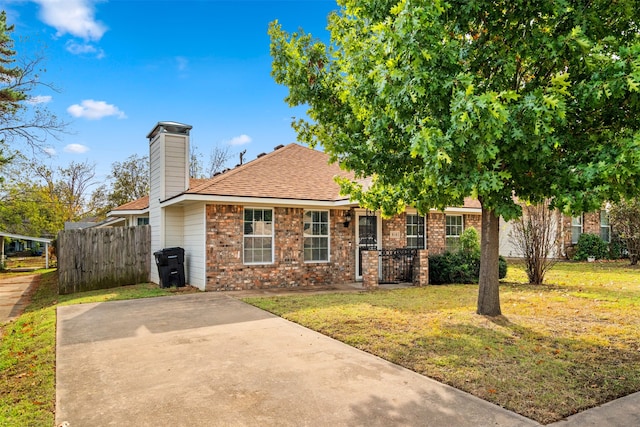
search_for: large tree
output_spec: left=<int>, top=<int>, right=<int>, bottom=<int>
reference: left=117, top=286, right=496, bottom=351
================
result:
left=269, top=0, right=640, bottom=315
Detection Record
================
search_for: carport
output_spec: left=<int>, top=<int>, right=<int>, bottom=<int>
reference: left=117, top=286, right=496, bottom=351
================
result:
left=0, top=231, right=53, bottom=269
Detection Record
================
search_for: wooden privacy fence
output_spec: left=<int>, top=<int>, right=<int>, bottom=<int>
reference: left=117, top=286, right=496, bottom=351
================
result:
left=57, top=225, right=151, bottom=294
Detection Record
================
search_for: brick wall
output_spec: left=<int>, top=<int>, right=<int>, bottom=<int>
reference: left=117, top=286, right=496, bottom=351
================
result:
left=561, top=211, right=602, bottom=257
left=205, top=205, right=353, bottom=290
left=427, top=212, right=482, bottom=254
left=382, top=213, right=406, bottom=249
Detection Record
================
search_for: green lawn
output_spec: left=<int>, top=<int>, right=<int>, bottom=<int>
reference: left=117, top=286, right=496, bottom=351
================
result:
left=0, top=271, right=198, bottom=426
left=244, top=261, right=640, bottom=424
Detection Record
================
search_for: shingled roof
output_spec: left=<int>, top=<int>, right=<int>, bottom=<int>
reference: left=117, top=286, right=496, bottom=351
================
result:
left=186, top=143, right=354, bottom=201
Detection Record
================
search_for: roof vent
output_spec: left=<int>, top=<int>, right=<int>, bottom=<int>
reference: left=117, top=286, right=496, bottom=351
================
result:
left=274, top=144, right=284, bottom=150
left=257, top=152, right=266, bottom=158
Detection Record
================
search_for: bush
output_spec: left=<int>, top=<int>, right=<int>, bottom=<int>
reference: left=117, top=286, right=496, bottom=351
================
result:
left=459, top=227, right=480, bottom=257
left=573, top=233, right=609, bottom=261
left=429, top=251, right=508, bottom=285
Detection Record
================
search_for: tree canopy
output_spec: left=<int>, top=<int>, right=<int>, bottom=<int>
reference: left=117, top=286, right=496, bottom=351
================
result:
left=269, top=0, right=640, bottom=315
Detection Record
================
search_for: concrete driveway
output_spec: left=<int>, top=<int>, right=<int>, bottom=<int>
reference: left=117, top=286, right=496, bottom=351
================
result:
left=56, top=292, right=541, bottom=426
left=0, top=274, right=38, bottom=323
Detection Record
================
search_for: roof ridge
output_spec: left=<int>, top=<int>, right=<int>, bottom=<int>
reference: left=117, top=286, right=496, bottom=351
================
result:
left=186, top=143, right=303, bottom=194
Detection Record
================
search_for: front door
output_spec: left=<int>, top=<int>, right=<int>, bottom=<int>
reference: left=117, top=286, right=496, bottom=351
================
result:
left=356, top=213, right=379, bottom=279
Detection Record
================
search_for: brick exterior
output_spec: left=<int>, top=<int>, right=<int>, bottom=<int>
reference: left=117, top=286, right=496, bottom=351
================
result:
left=413, top=249, right=429, bottom=286
left=204, top=204, right=481, bottom=290
left=427, top=212, right=483, bottom=255
left=561, top=211, right=603, bottom=258
left=205, top=205, right=353, bottom=290
left=361, top=250, right=379, bottom=289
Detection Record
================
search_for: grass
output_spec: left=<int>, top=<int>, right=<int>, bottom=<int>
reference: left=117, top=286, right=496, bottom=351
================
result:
left=0, top=271, right=198, bottom=426
left=244, top=261, right=640, bottom=424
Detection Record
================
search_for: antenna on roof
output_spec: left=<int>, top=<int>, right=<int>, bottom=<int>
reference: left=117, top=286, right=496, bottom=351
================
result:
left=239, top=149, right=247, bottom=165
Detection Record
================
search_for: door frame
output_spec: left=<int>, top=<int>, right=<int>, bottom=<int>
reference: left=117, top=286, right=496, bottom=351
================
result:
left=355, top=209, right=382, bottom=280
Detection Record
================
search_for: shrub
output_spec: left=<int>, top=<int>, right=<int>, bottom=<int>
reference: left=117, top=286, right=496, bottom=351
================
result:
left=459, top=227, right=480, bottom=257
left=573, top=233, right=609, bottom=261
left=429, top=251, right=508, bottom=285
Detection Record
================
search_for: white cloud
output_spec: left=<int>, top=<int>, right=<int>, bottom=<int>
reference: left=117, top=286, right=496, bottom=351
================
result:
left=65, top=40, right=105, bottom=58
left=35, top=0, right=107, bottom=41
left=27, top=95, right=52, bottom=104
left=64, top=143, right=89, bottom=154
left=176, top=56, right=188, bottom=71
left=227, top=134, right=252, bottom=146
left=44, top=147, right=57, bottom=156
left=67, top=99, right=126, bottom=120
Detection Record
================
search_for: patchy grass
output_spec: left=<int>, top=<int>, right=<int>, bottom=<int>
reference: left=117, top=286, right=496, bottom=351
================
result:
left=245, top=261, right=640, bottom=425
left=0, top=272, right=198, bottom=426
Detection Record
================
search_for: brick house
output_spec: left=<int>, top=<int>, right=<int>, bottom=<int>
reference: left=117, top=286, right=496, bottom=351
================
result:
left=108, top=121, right=484, bottom=291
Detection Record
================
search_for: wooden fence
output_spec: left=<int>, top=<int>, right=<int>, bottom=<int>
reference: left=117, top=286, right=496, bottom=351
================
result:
left=57, top=225, right=151, bottom=294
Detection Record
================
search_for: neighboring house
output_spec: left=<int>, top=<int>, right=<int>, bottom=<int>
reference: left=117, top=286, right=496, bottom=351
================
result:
left=107, top=196, right=150, bottom=227
left=107, top=121, right=482, bottom=291
left=499, top=207, right=610, bottom=258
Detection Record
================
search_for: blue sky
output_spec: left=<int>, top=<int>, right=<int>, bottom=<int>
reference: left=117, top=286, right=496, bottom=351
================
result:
left=3, top=0, right=336, bottom=181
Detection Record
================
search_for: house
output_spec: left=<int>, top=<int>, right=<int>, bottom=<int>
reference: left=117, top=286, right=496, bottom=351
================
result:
left=109, top=121, right=483, bottom=290
left=499, top=208, right=611, bottom=259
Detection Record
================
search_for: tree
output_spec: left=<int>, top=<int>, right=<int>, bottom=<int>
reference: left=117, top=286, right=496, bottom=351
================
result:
left=610, top=198, right=640, bottom=265
left=509, top=201, right=559, bottom=285
left=269, top=0, right=640, bottom=315
left=190, top=144, right=205, bottom=179
left=0, top=11, right=67, bottom=161
left=107, top=154, right=149, bottom=207
left=206, top=143, right=234, bottom=177
left=56, top=160, right=97, bottom=221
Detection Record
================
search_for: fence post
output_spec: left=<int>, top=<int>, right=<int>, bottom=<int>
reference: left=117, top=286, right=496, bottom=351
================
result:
left=413, top=249, right=429, bottom=286
left=362, top=249, right=379, bottom=289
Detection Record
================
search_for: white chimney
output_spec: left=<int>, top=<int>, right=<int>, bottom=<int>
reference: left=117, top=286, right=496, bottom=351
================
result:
left=147, top=121, right=192, bottom=284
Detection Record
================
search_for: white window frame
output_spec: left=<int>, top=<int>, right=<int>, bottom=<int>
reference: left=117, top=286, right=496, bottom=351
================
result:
left=406, top=214, right=425, bottom=249
left=571, top=215, right=583, bottom=244
left=600, top=210, right=611, bottom=243
left=445, top=215, right=464, bottom=252
left=303, top=210, right=330, bottom=263
left=243, top=207, right=274, bottom=265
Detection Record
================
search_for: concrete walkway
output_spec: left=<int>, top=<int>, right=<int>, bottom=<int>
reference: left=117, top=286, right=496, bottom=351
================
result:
left=0, top=274, right=38, bottom=323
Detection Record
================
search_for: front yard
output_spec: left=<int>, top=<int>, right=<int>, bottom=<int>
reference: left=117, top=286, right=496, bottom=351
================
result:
left=1, top=261, right=638, bottom=425
left=245, top=261, right=640, bottom=424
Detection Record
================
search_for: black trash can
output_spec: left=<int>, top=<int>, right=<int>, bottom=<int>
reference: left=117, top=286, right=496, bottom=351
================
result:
left=153, top=247, right=186, bottom=288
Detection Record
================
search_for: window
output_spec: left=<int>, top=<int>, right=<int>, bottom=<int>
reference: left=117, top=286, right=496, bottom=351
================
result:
left=600, top=210, right=611, bottom=243
left=406, top=214, right=425, bottom=249
left=445, top=215, right=463, bottom=251
left=303, top=210, right=329, bottom=262
left=137, top=217, right=149, bottom=226
left=571, top=216, right=583, bottom=244
left=243, top=208, right=273, bottom=264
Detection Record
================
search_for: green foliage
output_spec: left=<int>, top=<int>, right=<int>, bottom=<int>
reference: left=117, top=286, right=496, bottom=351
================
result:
left=459, top=226, right=480, bottom=256
left=270, top=0, right=640, bottom=312
left=429, top=250, right=507, bottom=284
left=573, top=233, right=609, bottom=261
left=609, top=198, right=640, bottom=265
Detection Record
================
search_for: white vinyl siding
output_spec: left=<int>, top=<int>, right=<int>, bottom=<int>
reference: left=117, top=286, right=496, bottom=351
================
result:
left=163, top=134, right=189, bottom=199
left=164, top=206, right=184, bottom=248
left=183, top=203, right=206, bottom=290
left=149, top=136, right=162, bottom=284
left=303, top=210, right=329, bottom=262
left=243, top=208, right=274, bottom=264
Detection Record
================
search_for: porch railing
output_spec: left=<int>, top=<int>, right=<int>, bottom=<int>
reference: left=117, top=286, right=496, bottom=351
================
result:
left=379, top=248, right=417, bottom=284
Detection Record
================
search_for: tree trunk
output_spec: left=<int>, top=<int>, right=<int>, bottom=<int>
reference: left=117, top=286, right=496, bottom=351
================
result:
left=477, top=207, right=502, bottom=316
